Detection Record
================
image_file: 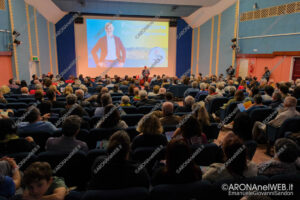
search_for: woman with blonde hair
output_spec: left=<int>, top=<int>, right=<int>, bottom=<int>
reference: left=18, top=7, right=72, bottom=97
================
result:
left=49, top=85, right=61, bottom=96
left=132, top=114, right=167, bottom=150
left=192, top=102, right=210, bottom=129
left=63, top=85, right=73, bottom=96
left=0, top=85, right=10, bottom=95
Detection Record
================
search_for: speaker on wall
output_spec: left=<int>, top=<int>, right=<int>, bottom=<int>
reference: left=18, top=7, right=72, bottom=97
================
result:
left=75, top=17, right=84, bottom=24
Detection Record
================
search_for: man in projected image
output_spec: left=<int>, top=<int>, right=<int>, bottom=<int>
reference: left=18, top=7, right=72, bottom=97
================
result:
left=91, top=22, right=126, bottom=68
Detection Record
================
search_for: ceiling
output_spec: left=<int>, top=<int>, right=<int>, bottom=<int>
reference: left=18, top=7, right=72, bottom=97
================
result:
left=51, top=0, right=221, bottom=18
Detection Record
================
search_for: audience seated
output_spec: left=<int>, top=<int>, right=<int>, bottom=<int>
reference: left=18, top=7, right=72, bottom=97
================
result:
left=88, top=130, right=150, bottom=189
left=192, top=102, right=211, bottom=131
left=75, top=89, right=91, bottom=107
left=14, top=162, right=67, bottom=200
left=18, top=107, right=58, bottom=135
left=262, top=85, right=274, bottom=101
left=120, top=95, right=131, bottom=106
left=202, top=133, right=257, bottom=183
left=148, top=85, right=160, bottom=97
left=45, top=115, right=88, bottom=153
left=0, top=157, right=21, bottom=198
left=269, top=92, right=283, bottom=110
left=97, top=104, right=128, bottom=129
left=221, top=90, right=244, bottom=110
left=173, top=116, right=208, bottom=146
left=0, top=91, right=7, bottom=104
left=244, top=86, right=259, bottom=103
left=152, top=138, right=202, bottom=185
left=135, top=90, right=156, bottom=107
left=155, top=87, right=166, bottom=100
left=132, top=115, right=167, bottom=150
left=184, top=81, right=199, bottom=97
left=246, top=94, right=267, bottom=113
left=204, top=86, right=222, bottom=105
left=160, top=102, right=181, bottom=126
left=20, top=87, right=29, bottom=96
left=46, top=89, right=65, bottom=109
left=258, top=138, right=299, bottom=176
left=252, top=96, right=300, bottom=142
left=175, top=96, right=195, bottom=113
left=61, top=94, right=89, bottom=117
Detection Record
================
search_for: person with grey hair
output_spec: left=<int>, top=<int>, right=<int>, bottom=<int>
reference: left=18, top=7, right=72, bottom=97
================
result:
left=120, top=95, right=131, bottom=106
left=216, top=82, right=225, bottom=95
left=175, top=96, right=195, bottom=113
left=160, top=102, right=181, bottom=126
left=94, top=93, right=112, bottom=117
left=195, top=83, right=209, bottom=101
left=136, top=90, right=156, bottom=107
left=204, top=86, right=222, bottom=105
left=184, top=81, right=200, bottom=97
left=75, top=89, right=91, bottom=107
left=252, top=96, right=300, bottom=143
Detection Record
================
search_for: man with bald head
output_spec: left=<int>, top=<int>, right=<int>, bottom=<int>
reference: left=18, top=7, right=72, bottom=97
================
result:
left=253, top=96, right=300, bottom=142
left=160, top=102, right=181, bottom=126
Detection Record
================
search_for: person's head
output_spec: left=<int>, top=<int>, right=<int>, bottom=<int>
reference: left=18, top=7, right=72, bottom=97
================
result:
left=165, top=92, right=173, bottom=101
left=0, top=118, right=17, bottom=140
left=8, top=78, right=14, bottom=85
left=79, top=84, right=88, bottom=94
left=139, top=90, right=148, bottom=100
left=274, top=138, right=299, bottom=163
left=128, top=84, right=135, bottom=96
left=107, top=130, right=130, bottom=161
left=101, top=93, right=112, bottom=107
left=133, top=87, right=140, bottom=96
left=100, top=87, right=108, bottom=94
left=46, top=89, right=56, bottom=101
left=272, top=92, right=282, bottom=101
left=180, top=116, right=202, bottom=139
left=234, top=90, right=244, bottom=101
left=34, top=90, right=44, bottom=102
left=66, top=94, right=77, bottom=106
left=233, top=112, right=253, bottom=141
left=136, top=114, right=163, bottom=135
left=162, top=102, right=174, bottom=117
left=64, top=85, right=73, bottom=95
left=62, top=115, right=81, bottom=137
left=32, top=74, right=37, bottom=80
left=113, top=84, right=120, bottom=93
left=21, top=80, right=27, bottom=87
left=222, top=133, right=247, bottom=176
left=100, top=104, right=121, bottom=128
left=191, top=81, right=198, bottom=89
left=199, top=82, right=207, bottom=91
left=26, top=107, right=41, bottom=123
left=253, top=94, right=263, bottom=104
left=23, top=162, right=53, bottom=199
left=184, top=96, right=195, bottom=107
left=264, top=85, right=274, bottom=97
left=283, top=96, right=297, bottom=108
left=279, top=84, right=289, bottom=95
left=250, top=86, right=259, bottom=97
left=158, top=87, right=166, bottom=95
left=165, top=138, right=201, bottom=177
left=153, top=85, right=160, bottom=94
left=217, top=82, right=225, bottom=91
left=105, top=22, right=114, bottom=37
left=0, top=85, right=10, bottom=94
left=208, top=86, right=216, bottom=94
left=75, top=89, right=84, bottom=101
left=264, top=66, right=268, bottom=71
left=192, top=102, right=210, bottom=127
left=144, top=66, right=147, bottom=69
left=43, top=78, right=52, bottom=88
left=21, top=87, right=29, bottom=94
left=121, top=95, right=130, bottom=105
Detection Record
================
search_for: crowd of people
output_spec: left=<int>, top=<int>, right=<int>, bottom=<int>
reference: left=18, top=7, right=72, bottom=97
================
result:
left=0, top=72, right=300, bottom=199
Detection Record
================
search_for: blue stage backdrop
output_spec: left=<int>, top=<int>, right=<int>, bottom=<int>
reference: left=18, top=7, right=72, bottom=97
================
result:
left=55, top=13, right=77, bottom=79
left=176, top=19, right=192, bottom=78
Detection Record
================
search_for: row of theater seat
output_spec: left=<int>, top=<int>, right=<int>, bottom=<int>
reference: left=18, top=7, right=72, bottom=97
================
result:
left=64, top=173, right=300, bottom=200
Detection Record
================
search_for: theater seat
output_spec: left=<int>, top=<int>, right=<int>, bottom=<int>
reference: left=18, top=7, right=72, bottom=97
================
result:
left=122, top=106, right=138, bottom=114
left=37, top=151, right=89, bottom=189
left=208, top=97, right=228, bottom=114
left=121, top=114, right=144, bottom=126
left=81, top=188, right=149, bottom=200
left=7, top=152, right=38, bottom=171
left=150, top=180, right=212, bottom=200
left=193, top=143, right=224, bottom=166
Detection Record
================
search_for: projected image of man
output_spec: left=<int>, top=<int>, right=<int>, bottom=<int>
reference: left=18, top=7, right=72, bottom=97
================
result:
left=91, top=23, right=126, bottom=68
